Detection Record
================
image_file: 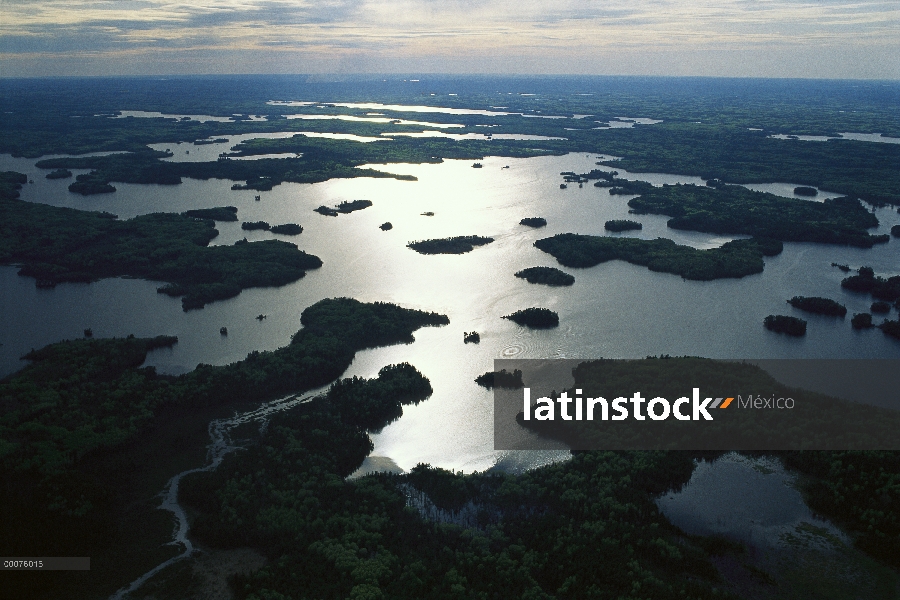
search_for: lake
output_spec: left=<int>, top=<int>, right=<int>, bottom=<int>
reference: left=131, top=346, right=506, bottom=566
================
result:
left=2, top=150, right=899, bottom=473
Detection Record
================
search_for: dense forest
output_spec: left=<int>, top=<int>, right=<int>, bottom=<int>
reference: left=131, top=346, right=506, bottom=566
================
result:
left=534, top=234, right=782, bottom=280
left=0, top=298, right=449, bottom=599
left=627, top=184, right=886, bottom=247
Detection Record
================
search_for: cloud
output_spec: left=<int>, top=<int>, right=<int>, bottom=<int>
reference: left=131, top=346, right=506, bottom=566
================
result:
left=0, top=0, right=897, bottom=77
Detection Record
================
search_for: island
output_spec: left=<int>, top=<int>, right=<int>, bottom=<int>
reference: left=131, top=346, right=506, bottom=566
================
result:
left=45, top=168, right=72, bottom=179
left=314, top=205, right=339, bottom=216
left=851, top=313, right=874, bottom=329
left=892, top=225, right=900, bottom=238
left=534, top=233, right=782, bottom=280
left=270, top=223, right=303, bottom=235
left=68, top=173, right=116, bottom=195
left=183, top=206, right=238, bottom=221
left=463, top=331, right=480, bottom=344
left=879, top=319, right=900, bottom=340
left=474, top=368, right=523, bottom=389
left=380, top=222, right=393, bottom=230
left=609, top=181, right=655, bottom=195
left=337, top=199, right=373, bottom=213
left=871, top=301, right=891, bottom=314
left=315, top=199, right=372, bottom=217
left=764, top=314, right=807, bottom=336
left=407, top=235, right=494, bottom=255
left=503, top=307, right=559, bottom=328
left=0, top=174, right=322, bottom=310
left=627, top=184, right=886, bottom=247
left=794, top=186, right=818, bottom=196
left=520, top=217, right=547, bottom=228
left=604, top=219, right=643, bottom=232
left=514, top=266, right=575, bottom=286
left=787, top=296, right=847, bottom=317
left=241, top=221, right=271, bottom=231
left=841, top=267, right=900, bottom=302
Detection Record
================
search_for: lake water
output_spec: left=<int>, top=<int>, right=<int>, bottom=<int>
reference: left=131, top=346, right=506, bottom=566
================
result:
left=657, top=453, right=847, bottom=547
left=2, top=151, right=899, bottom=473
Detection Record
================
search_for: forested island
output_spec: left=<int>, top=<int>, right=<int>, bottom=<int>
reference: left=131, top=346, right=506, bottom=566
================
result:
left=241, top=220, right=270, bottom=231
left=182, top=206, right=238, bottom=221
left=503, top=307, right=559, bottom=328
left=270, top=223, right=303, bottom=235
left=852, top=313, right=874, bottom=329
left=880, top=320, right=900, bottom=340
left=315, top=199, right=372, bottom=216
left=787, top=296, right=847, bottom=317
left=519, top=217, right=547, bottom=228
left=604, top=219, right=643, bottom=232
left=841, top=267, right=900, bottom=303
left=535, top=233, right=782, bottom=280
left=45, top=168, right=72, bottom=179
left=514, top=266, right=575, bottom=286
left=407, top=235, right=494, bottom=254
left=474, top=368, right=524, bottom=389
left=68, top=173, right=116, bottom=195
left=627, top=184, right=886, bottom=247
left=764, top=314, right=807, bottom=336
left=0, top=175, right=322, bottom=310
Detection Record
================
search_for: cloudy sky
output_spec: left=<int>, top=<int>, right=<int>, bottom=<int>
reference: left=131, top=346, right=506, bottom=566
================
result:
left=1, top=0, right=897, bottom=78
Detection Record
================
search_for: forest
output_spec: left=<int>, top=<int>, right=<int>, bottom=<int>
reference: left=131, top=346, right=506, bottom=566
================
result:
left=0, top=298, right=450, bottom=599
left=407, top=235, right=495, bottom=255
left=534, top=234, right=783, bottom=280
left=627, top=184, right=886, bottom=247
left=0, top=181, right=322, bottom=310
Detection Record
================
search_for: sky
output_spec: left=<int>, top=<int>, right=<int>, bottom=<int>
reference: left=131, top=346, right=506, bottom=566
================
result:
left=0, top=0, right=898, bottom=79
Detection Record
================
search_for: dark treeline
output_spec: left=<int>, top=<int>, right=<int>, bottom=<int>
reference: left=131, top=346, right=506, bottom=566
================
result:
left=182, top=206, right=238, bottom=221
left=0, top=182, right=321, bottom=310
left=2, top=78, right=898, bottom=204
left=535, top=233, right=782, bottom=280
left=628, top=184, right=886, bottom=247
left=605, top=219, right=643, bottom=232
